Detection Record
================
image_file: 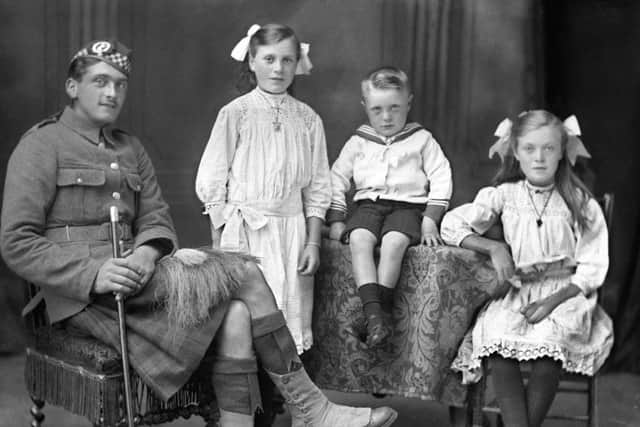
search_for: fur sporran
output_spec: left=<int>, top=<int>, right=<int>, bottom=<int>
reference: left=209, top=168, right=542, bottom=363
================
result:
left=149, top=247, right=257, bottom=330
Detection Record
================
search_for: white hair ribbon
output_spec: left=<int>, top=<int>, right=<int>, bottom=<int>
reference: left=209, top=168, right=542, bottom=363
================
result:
left=230, top=24, right=262, bottom=61
left=563, top=115, right=591, bottom=165
left=295, top=43, right=313, bottom=75
left=488, top=118, right=513, bottom=161
left=230, top=24, right=313, bottom=76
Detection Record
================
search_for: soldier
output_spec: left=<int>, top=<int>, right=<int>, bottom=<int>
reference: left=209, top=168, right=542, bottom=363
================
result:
left=0, top=39, right=396, bottom=427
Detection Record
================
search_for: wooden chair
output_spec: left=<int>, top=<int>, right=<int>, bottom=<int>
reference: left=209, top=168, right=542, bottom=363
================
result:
left=468, top=193, right=614, bottom=427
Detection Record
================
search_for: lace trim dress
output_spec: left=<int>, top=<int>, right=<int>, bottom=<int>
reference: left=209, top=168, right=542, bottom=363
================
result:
left=441, top=180, right=614, bottom=383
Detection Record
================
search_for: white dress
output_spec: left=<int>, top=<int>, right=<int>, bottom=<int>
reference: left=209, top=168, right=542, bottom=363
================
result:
left=195, top=87, right=331, bottom=352
left=441, top=180, right=613, bottom=383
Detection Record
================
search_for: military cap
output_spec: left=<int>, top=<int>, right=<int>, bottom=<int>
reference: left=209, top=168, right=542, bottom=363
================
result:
left=70, top=39, right=132, bottom=76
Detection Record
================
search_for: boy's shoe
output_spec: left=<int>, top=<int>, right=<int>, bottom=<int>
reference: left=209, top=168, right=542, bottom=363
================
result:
left=365, top=312, right=393, bottom=347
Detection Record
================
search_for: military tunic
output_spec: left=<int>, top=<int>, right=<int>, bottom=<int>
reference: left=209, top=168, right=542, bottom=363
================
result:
left=1, top=106, right=224, bottom=399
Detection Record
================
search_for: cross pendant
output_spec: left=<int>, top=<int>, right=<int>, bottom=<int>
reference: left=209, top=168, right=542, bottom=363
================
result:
left=272, top=105, right=282, bottom=131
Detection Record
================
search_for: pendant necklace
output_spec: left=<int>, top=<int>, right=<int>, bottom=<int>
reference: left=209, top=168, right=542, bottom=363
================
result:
left=258, top=90, right=286, bottom=132
left=525, top=183, right=554, bottom=227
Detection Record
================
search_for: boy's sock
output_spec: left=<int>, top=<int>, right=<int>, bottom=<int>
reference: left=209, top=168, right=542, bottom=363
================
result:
left=378, top=285, right=394, bottom=313
left=358, top=283, right=392, bottom=346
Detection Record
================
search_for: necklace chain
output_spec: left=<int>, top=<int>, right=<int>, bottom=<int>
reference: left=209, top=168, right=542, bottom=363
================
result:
left=258, top=91, right=286, bottom=131
left=525, top=183, right=554, bottom=227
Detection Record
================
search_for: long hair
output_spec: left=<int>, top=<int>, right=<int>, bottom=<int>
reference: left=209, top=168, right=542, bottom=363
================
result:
left=493, top=110, right=593, bottom=230
left=235, top=23, right=301, bottom=94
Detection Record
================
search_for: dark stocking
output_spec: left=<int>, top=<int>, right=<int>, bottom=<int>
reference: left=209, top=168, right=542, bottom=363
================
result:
left=488, top=355, right=529, bottom=427
left=526, top=357, right=562, bottom=427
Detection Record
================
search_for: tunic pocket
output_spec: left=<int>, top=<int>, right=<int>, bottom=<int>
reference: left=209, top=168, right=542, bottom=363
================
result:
left=124, top=173, right=143, bottom=192
left=57, top=168, right=106, bottom=187
left=124, top=173, right=143, bottom=216
left=56, top=168, right=106, bottom=219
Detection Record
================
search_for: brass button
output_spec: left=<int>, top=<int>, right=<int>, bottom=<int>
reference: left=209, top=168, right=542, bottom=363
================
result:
left=76, top=178, right=83, bottom=184
left=98, top=142, right=105, bottom=149
left=112, top=192, right=121, bottom=200
left=110, top=162, right=119, bottom=170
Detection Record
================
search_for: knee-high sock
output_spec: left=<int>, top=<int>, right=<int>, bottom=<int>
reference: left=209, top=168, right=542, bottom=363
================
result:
left=358, top=282, right=383, bottom=318
left=211, top=356, right=262, bottom=416
left=526, top=357, right=562, bottom=427
left=252, top=311, right=301, bottom=374
left=488, top=355, right=529, bottom=427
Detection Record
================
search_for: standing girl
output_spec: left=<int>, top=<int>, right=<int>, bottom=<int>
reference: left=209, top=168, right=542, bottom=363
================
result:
left=195, top=24, right=330, bottom=354
left=441, top=110, right=613, bottom=427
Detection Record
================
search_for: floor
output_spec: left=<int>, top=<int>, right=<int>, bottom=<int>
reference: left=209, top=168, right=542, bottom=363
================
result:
left=1, top=352, right=640, bottom=427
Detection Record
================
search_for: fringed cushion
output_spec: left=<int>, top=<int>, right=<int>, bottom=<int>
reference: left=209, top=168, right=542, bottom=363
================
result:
left=25, top=325, right=218, bottom=426
left=33, top=325, right=121, bottom=373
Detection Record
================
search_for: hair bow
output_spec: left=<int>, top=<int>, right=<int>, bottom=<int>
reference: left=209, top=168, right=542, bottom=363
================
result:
left=563, top=115, right=591, bottom=165
left=229, top=24, right=313, bottom=76
left=488, top=118, right=513, bottom=161
left=296, top=43, right=313, bottom=75
left=230, top=24, right=262, bottom=62
left=487, top=114, right=591, bottom=165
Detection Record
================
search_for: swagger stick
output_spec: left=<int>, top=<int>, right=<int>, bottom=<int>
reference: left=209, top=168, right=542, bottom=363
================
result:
left=110, top=206, right=135, bottom=427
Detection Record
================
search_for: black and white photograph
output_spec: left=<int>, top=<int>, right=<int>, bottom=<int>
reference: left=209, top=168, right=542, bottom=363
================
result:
left=1, top=1, right=639, bottom=426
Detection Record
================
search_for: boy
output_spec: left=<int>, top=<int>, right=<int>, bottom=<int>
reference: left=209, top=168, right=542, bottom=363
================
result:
left=327, top=66, right=453, bottom=346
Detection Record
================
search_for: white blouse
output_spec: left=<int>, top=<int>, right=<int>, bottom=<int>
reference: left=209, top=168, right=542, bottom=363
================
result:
left=441, top=181, right=609, bottom=295
left=195, top=87, right=331, bottom=222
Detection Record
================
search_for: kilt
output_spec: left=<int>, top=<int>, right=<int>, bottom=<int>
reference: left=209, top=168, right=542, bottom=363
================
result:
left=65, top=262, right=231, bottom=401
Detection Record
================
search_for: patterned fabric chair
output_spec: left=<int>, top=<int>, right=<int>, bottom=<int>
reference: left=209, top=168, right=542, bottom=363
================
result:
left=468, top=193, right=615, bottom=427
left=23, top=284, right=221, bottom=427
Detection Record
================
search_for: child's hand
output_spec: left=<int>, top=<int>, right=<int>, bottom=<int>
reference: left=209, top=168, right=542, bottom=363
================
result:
left=329, top=222, right=346, bottom=241
left=421, top=216, right=444, bottom=246
left=521, top=297, right=559, bottom=324
left=522, top=283, right=581, bottom=323
left=488, top=242, right=515, bottom=285
left=298, top=245, right=320, bottom=276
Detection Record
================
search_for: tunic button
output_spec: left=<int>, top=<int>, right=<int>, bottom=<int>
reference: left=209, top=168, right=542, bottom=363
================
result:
left=76, top=178, right=83, bottom=184
left=112, top=192, right=121, bottom=200
left=98, top=142, right=105, bottom=149
left=110, top=162, right=119, bottom=170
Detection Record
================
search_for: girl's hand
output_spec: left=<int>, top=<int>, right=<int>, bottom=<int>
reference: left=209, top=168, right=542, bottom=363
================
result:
left=329, top=222, right=346, bottom=241
left=488, top=242, right=515, bottom=285
left=298, top=244, right=320, bottom=276
left=522, top=283, right=581, bottom=324
left=521, top=297, right=560, bottom=324
left=421, top=216, right=444, bottom=246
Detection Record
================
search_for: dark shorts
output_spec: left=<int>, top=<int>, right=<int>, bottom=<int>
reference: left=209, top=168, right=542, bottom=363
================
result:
left=343, top=199, right=426, bottom=245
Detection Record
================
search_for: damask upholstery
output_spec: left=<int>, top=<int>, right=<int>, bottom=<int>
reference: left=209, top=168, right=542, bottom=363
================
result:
left=306, top=239, right=502, bottom=407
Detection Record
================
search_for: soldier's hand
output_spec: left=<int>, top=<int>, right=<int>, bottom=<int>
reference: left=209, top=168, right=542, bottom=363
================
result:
left=93, top=258, right=143, bottom=295
left=125, top=245, right=160, bottom=287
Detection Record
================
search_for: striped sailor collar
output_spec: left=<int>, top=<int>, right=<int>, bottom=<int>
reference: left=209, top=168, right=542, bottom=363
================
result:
left=355, top=122, right=424, bottom=145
